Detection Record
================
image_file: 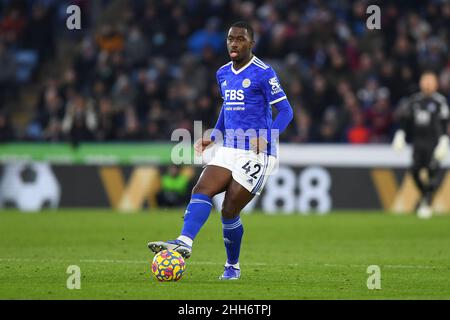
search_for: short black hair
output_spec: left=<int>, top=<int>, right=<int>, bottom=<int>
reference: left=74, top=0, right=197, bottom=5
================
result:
left=421, top=70, right=437, bottom=77
left=230, top=21, right=254, bottom=40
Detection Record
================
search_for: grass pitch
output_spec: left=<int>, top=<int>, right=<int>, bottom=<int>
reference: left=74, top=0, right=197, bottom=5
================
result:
left=1, top=209, right=450, bottom=300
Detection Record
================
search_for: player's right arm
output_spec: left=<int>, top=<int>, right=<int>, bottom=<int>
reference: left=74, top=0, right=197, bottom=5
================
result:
left=437, top=94, right=449, bottom=134
left=194, top=106, right=224, bottom=155
left=392, top=96, right=413, bottom=151
left=433, top=94, right=450, bottom=161
left=195, top=72, right=226, bottom=155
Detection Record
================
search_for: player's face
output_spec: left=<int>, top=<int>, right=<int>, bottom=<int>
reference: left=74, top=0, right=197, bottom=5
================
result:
left=420, top=74, right=438, bottom=95
left=227, top=27, right=254, bottom=62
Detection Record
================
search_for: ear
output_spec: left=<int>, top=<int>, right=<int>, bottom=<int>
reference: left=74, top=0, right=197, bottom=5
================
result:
left=250, top=39, right=256, bottom=50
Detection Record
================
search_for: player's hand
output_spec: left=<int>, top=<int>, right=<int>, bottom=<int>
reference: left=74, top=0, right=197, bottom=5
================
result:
left=250, top=137, right=268, bottom=154
left=194, top=138, right=214, bottom=155
left=433, top=135, right=449, bottom=161
left=392, top=130, right=406, bottom=152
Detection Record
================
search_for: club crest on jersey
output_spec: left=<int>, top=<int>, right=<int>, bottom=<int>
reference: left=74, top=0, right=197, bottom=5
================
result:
left=222, top=80, right=227, bottom=87
left=242, top=78, right=251, bottom=88
left=269, top=77, right=282, bottom=94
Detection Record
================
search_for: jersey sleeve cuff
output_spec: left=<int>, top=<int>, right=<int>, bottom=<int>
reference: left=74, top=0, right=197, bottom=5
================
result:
left=269, top=96, right=287, bottom=105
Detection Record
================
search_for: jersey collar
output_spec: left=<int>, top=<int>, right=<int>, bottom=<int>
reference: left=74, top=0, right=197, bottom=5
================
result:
left=231, top=56, right=256, bottom=75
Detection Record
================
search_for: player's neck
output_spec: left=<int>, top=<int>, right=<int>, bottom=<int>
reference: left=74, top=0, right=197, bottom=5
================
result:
left=232, top=54, right=254, bottom=71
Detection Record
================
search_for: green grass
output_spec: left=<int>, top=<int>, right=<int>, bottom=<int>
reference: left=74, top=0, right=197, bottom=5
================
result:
left=1, top=209, right=450, bottom=299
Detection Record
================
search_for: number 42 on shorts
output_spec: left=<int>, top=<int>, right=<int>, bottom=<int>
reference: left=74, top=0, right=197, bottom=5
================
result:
left=241, top=161, right=262, bottom=180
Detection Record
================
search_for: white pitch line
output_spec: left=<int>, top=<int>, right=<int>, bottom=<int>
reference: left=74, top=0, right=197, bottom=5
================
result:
left=1, top=258, right=446, bottom=269
left=384, top=264, right=447, bottom=270
left=80, top=259, right=146, bottom=264
left=0, top=258, right=34, bottom=262
left=67, top=258, right=288, bottom=267
left=324, top=263, right=448, bottom=270
left=0, top=257, right=296, bottom=267
left=79, top=259, right=236, bottom=266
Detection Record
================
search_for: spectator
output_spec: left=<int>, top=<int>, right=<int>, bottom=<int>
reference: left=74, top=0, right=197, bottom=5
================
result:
left=318, top=108, right=341, bottom=143
left=2, top=0, right=449, bottom=144
left=112, top=74, right=136, bottom=111
left=32, top=86, right=64, bottom=139
left=304, top=75, right=332, bottom=124
left=187, top=17, right=224, bottom=56
left=157, top=165, right=192, bottom=207
left=96, top=25, right=124, bottom=54
left=124, top=25, right=148, bottom=68
left=0, top=7, right=26, bottom=46
left=73, top=37, right=98, bottom=91
left=365, top=98, right=394, bottom=143
left=120, top=106, right=144, bottom=141
left=96, top=96, right=119, bottom=141
left=347, top=110, right=372, bottom=144
left=0, top=111, right=13, bottom=142
left=62, top=95, right=97, bottom=146
left=357, top=77, right=390, bottom=109
left=0, top=41, right=17, bottom=107
left=291, top=110, right=313, bottom=143
left=43, top=118, right=63, bottom=142
left=439, top=68, right=450, bottom=102
left=25, top=4, right=55, bottom=63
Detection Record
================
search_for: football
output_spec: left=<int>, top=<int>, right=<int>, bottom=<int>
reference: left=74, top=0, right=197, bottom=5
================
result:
left=151, top=250, right=186, bottom=282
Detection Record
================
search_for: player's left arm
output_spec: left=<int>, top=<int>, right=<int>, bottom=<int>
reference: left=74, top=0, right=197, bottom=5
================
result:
left=270, top=98, right=294, bottom=140
left=434, top=97, right=450, bottom=161
left=251, top=68, right=293, bottom=153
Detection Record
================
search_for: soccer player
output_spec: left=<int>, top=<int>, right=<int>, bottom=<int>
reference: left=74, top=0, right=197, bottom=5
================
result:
left=392, top=71, right=449, bottom=218
left=148, top=21, right=294, bottom=280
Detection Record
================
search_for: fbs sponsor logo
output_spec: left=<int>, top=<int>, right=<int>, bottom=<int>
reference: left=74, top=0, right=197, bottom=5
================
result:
left=224, top=89, right=244, bottom=101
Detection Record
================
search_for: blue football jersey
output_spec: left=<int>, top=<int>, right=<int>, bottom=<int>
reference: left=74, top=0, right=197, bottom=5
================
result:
left=216, top=56, right=287, bottom=156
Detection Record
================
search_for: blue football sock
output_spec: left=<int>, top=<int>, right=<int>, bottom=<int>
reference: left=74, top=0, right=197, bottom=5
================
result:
left=180, top=194, right=213, bottom=242
left=222, top=216, right=244, bottom=265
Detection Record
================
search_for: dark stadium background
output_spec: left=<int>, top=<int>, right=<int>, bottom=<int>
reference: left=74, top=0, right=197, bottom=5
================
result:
left=1, top=0, right=448, bottom=144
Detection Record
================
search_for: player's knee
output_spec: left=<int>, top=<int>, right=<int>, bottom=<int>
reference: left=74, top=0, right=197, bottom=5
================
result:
left=191, top=183, right=214, bottom=198
left=221, top=202, right=239, bottom=219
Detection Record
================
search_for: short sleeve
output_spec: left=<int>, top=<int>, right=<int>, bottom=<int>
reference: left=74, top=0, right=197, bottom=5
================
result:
left=216, top=72, right=223, bottom=100
left=259, top=67, right=287, bottom=105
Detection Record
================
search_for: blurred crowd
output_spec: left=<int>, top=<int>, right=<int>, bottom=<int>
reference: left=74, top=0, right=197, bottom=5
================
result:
left=1, top=0, right=450, bottom=144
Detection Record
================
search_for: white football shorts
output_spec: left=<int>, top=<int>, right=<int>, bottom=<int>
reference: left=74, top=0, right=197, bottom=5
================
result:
left=207, top=146, right=278, bottom=195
